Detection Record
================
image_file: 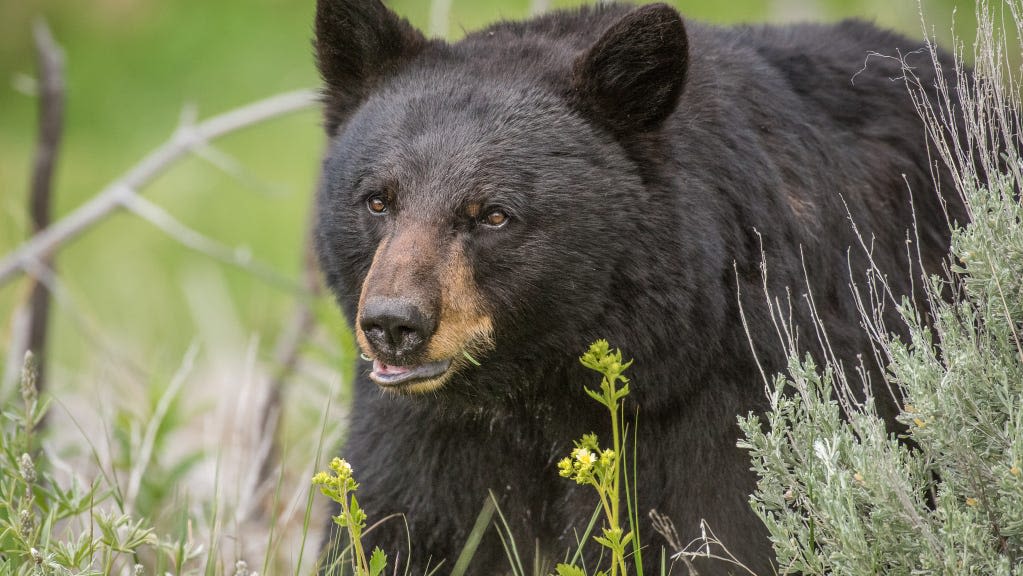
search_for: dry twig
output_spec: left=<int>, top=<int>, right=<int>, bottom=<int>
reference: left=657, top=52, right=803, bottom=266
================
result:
left=0, top=89, right=319, bottom=288
left=23, top=18, right=65, bottom=391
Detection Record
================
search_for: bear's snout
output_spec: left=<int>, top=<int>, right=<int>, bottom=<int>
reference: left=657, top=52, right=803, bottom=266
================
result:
left=360, top=297, right=436, bottom=362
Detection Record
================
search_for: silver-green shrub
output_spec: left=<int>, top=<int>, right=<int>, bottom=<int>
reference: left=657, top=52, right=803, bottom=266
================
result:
left=740, top=1, right=1023, bottom=574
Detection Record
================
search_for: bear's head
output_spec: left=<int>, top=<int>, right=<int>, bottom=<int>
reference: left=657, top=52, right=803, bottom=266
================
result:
left=314, top=0, right=690, bottom=397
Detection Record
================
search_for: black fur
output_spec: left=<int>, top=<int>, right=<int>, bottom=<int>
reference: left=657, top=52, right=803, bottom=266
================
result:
left=313, top=2, right=965, bottom=574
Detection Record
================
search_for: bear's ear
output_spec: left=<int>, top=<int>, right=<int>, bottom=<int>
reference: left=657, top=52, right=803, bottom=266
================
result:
left=572, top=3, right=689, bottom=135
left=316, top=0, right=428, bottom=135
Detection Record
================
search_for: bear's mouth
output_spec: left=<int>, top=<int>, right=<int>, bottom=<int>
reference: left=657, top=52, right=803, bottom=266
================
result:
left=370, top=358, right=452, bottom=389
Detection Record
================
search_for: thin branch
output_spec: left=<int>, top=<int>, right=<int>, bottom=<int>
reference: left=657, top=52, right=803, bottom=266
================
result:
left=120, top=195, right=303, bottom=293
left=0, top=88, right=319, bottom=287
left=25, top=18, right=65, bottom=391
left=429, top=0, right=453, bottom=38
left=192, top=141, right=289, bottom=198
left=29, top=19, right=64, bottom=236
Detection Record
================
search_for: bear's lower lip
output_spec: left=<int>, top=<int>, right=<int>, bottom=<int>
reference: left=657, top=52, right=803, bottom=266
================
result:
left=370, top=358, right=452, bottom=388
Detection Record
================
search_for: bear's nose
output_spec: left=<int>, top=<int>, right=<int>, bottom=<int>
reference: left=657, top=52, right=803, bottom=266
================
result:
left=359, top=298, right=435, bottom=361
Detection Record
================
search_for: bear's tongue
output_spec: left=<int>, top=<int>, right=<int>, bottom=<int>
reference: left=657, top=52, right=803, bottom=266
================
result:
left=370, top=358, right=452, bottom=387
left=374, top=360, right=411, bottom=376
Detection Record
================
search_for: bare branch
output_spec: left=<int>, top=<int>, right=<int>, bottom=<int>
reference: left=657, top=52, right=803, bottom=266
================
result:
left=29, top=19, right=64, bottom=233
left=429, top=0, right=453, bottom=37
left=120, top=195, right=303, bottom=293
left=191, top=141, right=288, bottom=197
left=0, top=89, right=319, bottom=287
left=25, top=18, right=65, bottom=391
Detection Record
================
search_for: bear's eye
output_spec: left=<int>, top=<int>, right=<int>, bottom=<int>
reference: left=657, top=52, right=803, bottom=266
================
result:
left=482, top=208, right=510, bottom=228
left=366, top=196, right=388, bottom=215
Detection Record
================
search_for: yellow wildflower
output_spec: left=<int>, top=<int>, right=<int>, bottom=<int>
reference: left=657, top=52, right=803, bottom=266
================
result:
left=558, top=458, right=573, bottom=478
left=600, top=449, right=616, bottom=467
left=574, top=448, right=596, bottom=471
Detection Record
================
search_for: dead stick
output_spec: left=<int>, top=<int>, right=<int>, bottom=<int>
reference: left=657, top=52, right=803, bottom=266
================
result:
left=26, top=19, right=65, bottom=391
left=0, top=89, right=319, bottom=287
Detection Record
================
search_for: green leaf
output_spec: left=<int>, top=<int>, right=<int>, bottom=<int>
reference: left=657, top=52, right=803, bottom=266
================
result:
left=555, top=563, right=587, bottom=576
left=614, top=383, right=630, bottom=401
left=368, top=547, right=387, bottom=576
left=349, top=495, right=367, bottom=529
left=462, top=350, right=482, bottom=366
left=621, top=530, right=633, bottom=548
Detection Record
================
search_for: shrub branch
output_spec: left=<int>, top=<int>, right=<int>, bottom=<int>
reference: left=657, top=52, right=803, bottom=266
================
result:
left=23, top=18, right=65, bottom=394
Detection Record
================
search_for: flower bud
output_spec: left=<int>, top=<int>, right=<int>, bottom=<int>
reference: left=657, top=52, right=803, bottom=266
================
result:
left=20, top=508, right=34, bottom=539
left=21, top=351, right=38, bottom=407
left=19, top=453, right=36, bottom=485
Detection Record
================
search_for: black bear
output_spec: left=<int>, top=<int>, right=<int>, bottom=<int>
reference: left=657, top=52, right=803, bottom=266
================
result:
left=313, top=1, right=964, bottom=574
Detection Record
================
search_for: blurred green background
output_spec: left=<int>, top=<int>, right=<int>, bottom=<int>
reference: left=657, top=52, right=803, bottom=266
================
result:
left=0, top=0, right=968, bottom=391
